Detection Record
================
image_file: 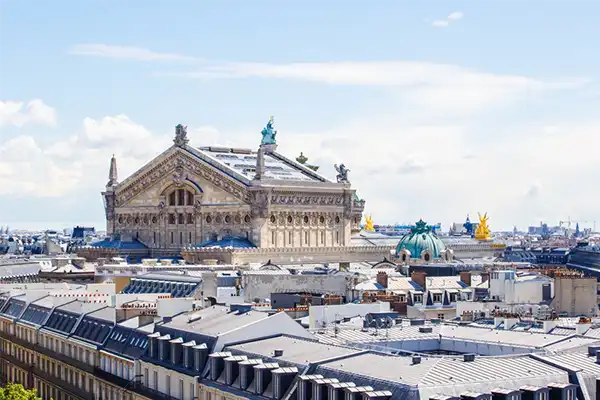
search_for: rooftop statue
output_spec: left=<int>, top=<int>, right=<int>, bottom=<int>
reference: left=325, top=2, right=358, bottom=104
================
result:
left=475, top=212, right=491, bottom=241
left=334, top=163, right=350, bottom=183
left=261, top=116, right=277, bottom=145
left=174, top=124, right=189, bottom=147
left=364, top=215, right=375, bottom=232
left=411, top=219, right=432, bottom=234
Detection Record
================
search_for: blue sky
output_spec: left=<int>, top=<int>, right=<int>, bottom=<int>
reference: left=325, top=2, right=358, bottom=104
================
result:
left=1, top=0, right=600, bottom=231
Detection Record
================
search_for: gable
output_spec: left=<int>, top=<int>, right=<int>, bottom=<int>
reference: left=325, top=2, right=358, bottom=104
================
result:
left=115, top=146, right=251, bottom=206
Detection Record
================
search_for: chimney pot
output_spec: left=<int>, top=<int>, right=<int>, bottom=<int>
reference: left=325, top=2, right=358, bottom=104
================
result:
left=274, top=349, right=284, bottom=357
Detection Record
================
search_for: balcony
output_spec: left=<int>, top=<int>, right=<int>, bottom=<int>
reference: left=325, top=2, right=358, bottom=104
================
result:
left=0, top=349, right=93, bottom=400
left=0, top=330, right=94, bottom=373
left=94, top=367, right=179, bottom=400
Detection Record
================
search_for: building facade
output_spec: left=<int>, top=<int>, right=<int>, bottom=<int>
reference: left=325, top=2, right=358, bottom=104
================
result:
left=102, top=121, right=364, bottom=249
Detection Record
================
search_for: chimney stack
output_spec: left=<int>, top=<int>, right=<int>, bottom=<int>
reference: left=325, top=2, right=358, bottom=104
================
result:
left=459, top=271, right=472, bottom=287
left=376, top=271, right=388, bottom=288
left=411, top=271, right=427, bottom=291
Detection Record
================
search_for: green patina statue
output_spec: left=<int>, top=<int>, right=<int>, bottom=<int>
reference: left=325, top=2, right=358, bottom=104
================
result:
left=261, top=116, right=277, bottom=145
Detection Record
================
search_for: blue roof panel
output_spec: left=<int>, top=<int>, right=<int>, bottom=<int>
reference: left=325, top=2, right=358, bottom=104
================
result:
left=197, top=236, right=256, bottom=249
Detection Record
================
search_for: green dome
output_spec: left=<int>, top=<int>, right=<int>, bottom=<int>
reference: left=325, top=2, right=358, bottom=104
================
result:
left=395, top=219, right=446, bottom=260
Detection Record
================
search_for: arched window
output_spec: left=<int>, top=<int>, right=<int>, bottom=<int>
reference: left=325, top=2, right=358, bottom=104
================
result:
left=167, top=188, right=195, bottom=206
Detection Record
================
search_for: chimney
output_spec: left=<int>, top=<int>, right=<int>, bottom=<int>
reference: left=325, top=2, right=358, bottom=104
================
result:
left=576, top=320, right=591, bottom=335
left=411, top=271, right=427, bottom=290
left=543, top=320, right=558, bottom=333
left=376, top=271, right=388, bottom=289
left=459, top=271, right=472, bottom=287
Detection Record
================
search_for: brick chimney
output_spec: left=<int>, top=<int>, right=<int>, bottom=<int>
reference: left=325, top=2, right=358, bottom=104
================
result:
left=460, top=271, right=472, bottom=287
left=376, top=271, right=388, bottom=288
left=411, top=271, right=427, bottom=291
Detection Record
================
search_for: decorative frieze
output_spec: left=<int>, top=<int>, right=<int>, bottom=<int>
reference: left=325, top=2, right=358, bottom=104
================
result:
left=270, top=192, right=344, bottom=206
left=115, top=151, right=251, bottom=206
left=267, top=211, right=343, bottom=227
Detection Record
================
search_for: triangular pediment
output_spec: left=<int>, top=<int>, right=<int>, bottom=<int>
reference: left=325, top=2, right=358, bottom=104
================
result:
left=114, top=146, right=251, bottom=206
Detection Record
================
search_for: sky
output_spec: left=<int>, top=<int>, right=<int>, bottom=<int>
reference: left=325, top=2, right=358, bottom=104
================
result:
left=1, top=0, right=600, bottom=232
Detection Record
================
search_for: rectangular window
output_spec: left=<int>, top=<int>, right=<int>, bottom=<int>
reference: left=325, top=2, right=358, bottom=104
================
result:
left=288, top=232, right=292, bottom=245
left=320, top=231, right=324, bottom=244
left=180, top=231, right=183, bottom=244
left=153, top=371, right=158, bottom=390
left=414, top=294, right=423, bottom=303
left=179, top=379, right=184, bottom=399
left=187, top=191, right=194, bottom=206
left=335, top=231, right=339, bottom=244
left=188, top=231, right=192, bottom=243
left=304, top=231, right=308, bottom=244
left=566, top=390, right=574, bottom=400
left=433, top=294, right=442, bottom=303
left=177, top=189, right=185, bottom=206
left=178, top=213, right=184, bottom=224
left=271, top=231, right=276, bottom=245
left=169, top=214, right=176, bottom=224
left=153, top=232, right=156, bottom=243
left=187, top=213, right=194, bottom=224
left=538, top=392, right=547, bottom=400
left=189, top=383, right=194, bottom=399
left=169, top=192, right=176, bottom=206
left=144, top=368, right=149, bottom=387
left=166, top=375, right=171, bottom=395
left=170, top=232, right=174, bottom=244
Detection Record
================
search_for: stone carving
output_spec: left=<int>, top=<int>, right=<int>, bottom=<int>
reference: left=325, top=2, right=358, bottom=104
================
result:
left=270, top=192, right=344, bottom=206
left=251, top=190, right=270, bottom=218
left=261, top=116, right=277, bottom=145
left=334, top=164, right=350, bottom=184
left=174, top=124, right=189, bottom=147
left=172, top=166, right=188, bottom=187
left=115, top=152, right=250, bottom=206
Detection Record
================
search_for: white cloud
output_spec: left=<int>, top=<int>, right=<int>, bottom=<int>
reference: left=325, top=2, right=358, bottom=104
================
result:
left=68, top=44, right=196, bottom=62
left=173, top=59, right=584, bottom=117
left=447, top=12, right=464, bottom=20
left=2, top=53, right=595, bottom=230
left=431, top=20, right=449, bottom=27
left=430, top=11, right=464, bottom=27
left=0, top=99, right=57, bottom=128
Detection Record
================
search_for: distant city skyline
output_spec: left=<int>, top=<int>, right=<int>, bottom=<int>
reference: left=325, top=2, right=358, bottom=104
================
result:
left=2, top=1, right=600, bottom=231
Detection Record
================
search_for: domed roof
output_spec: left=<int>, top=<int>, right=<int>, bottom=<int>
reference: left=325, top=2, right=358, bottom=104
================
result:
left=395, top=219, right=446, bottom=259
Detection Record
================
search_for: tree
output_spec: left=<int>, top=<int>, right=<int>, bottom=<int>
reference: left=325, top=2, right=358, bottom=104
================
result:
left=0, top=383, right=42, bottom=400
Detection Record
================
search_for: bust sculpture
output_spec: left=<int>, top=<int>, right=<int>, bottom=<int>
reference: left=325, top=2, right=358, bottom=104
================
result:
left=261, top=116, right=277, bottom=145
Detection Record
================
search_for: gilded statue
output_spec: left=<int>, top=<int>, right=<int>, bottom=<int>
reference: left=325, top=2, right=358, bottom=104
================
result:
left=475, top=212, right=491, bottom=241
left=364, top=215, right=375, bottom=232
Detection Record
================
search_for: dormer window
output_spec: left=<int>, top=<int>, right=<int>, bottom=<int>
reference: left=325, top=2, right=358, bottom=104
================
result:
left=433, top=293, right=442, bottom=303
left=413, top=294, right=423, bottom=303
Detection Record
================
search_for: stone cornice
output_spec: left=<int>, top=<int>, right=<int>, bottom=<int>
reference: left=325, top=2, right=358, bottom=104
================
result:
left=114, top=147, right=251, bottom=205
left=182, top=245, right=392, bottom=254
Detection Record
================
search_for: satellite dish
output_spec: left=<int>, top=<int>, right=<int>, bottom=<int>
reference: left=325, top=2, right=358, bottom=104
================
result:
left=375, top=318, right=384, bottom=329
left=365, top=313, right=374, bottom=327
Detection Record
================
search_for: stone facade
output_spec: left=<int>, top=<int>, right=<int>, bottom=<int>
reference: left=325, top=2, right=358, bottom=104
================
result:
left=101, top=124, right=366, bottom=254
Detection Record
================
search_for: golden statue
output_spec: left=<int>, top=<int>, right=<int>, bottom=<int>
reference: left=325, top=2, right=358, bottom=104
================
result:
left=475, top=212, right=491, bottom=241
left=364, top=215, right=375, bottom=232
